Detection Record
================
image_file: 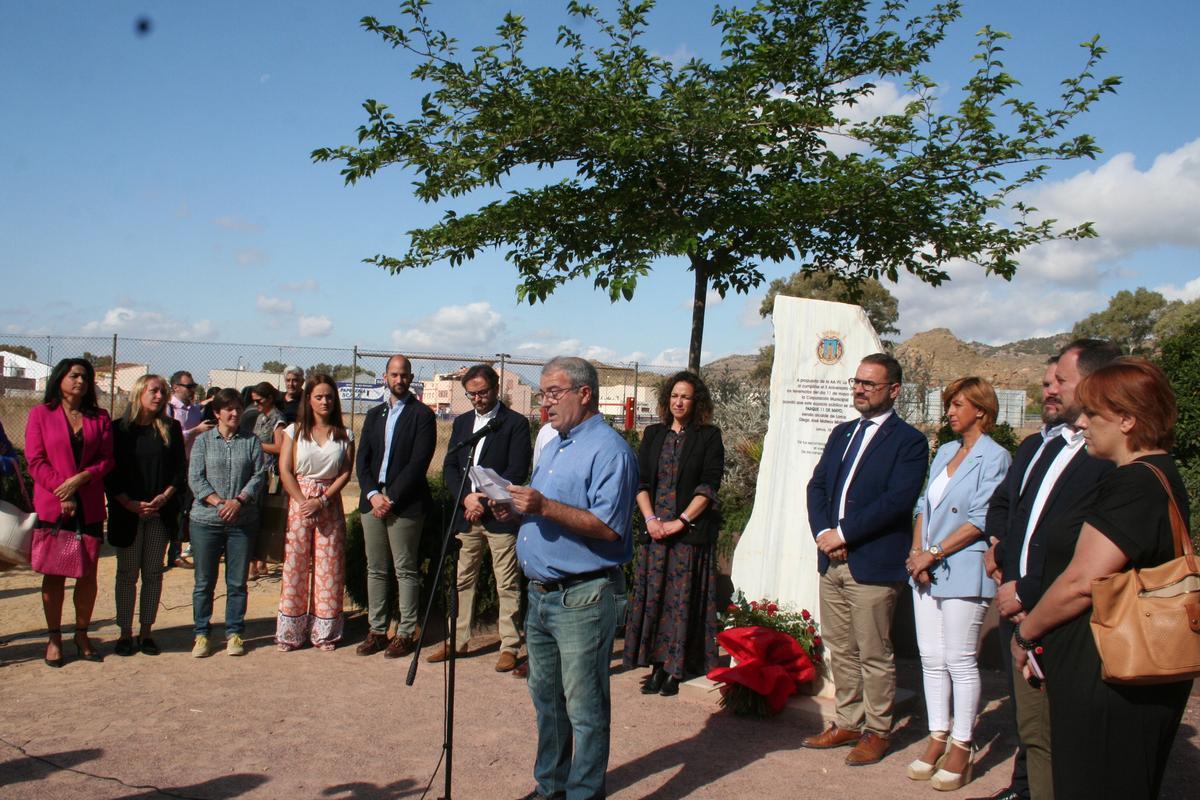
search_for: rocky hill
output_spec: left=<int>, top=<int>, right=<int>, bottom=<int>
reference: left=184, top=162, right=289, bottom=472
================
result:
left=894, top=328, right=1059, bottom=390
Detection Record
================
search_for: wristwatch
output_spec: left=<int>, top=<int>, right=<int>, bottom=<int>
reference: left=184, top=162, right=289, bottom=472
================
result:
left=927, top=544, right=944, bottom=561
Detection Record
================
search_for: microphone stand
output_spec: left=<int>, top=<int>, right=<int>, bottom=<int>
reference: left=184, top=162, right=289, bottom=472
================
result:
left=407, top=434, right=481, bottom=800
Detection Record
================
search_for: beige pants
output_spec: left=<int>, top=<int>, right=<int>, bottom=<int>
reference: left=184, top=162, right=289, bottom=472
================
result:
left=1014, top=661, right=1054, bottom=800
left=819, top=562, right=903, bottom=735
left=455, top=524, right=522, bottom=653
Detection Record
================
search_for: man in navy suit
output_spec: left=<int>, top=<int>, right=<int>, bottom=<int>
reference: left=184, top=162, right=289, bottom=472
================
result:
left=427, top=364, right=532, bottom=672
left=802, top=353, right=929, bottom=766
left=354, top=354, right=437, bottom=659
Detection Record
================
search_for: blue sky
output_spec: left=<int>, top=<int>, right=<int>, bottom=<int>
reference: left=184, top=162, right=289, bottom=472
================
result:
left=2, top=1, right=1197, bottom=367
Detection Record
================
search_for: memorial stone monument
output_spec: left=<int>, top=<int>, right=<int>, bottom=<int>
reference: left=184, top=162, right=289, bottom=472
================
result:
left=731, top=295, right=883, bottom=622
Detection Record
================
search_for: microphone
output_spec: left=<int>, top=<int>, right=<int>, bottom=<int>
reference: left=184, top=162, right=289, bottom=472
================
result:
left=447, top=416, right=503, bottom=455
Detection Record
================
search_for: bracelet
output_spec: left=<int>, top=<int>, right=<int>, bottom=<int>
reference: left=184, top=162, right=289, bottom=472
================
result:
left=1013, top=623, right=1040, bottom=652
left=646, top=516, right=659, bottom=523
left=680, top=513, right=693, bottom=527
left=319, top=495, right=330, bottom=508
left=909, top=548, right=922, bottom=555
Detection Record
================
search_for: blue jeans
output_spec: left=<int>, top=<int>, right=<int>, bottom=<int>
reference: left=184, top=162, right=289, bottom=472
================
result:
left=191, top=521, right=255, bottom=637
left=526, top=570, right=621, bottom=800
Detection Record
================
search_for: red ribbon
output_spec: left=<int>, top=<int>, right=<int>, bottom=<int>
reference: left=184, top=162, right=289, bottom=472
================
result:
left=706, top=626, right=816, bottom=714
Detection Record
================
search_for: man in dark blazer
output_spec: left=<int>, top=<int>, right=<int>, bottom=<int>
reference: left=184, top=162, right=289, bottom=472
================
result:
left=971, top=339, right=1120, bottom=800
left=802, top=353, right=929, bottom=767
left=354, top=354, right=437, bottom=658
left=426, top=364, right=531, bottom=672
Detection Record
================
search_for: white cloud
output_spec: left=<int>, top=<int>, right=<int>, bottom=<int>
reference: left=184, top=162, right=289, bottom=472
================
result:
left=818, top=80, right=922, bottom=157
left=678, top=288, right=725, bottom=311
left=235, top=248, right=269, bottom=266
left=298, top=315, right=333, bottom=338
left=1010, top=138, right=1200, bottom=286
left=256, top=295, right=293, bottom=315
left=212, top=216, right=264, bottom=233
left=654, top=43, right=695, bottom=68
left=651, top=347, right=689, bottom=367
left=515, top=338, right=583, bottom=359
left=80, top=307, right=216, bottom=340
left=1158, top=275, right=1200, bottom=302
left=391, top=301, right=504, bottom=351
left=739, top=292, right=767, bottom=327
left=282, top=278, right=320, bottom=292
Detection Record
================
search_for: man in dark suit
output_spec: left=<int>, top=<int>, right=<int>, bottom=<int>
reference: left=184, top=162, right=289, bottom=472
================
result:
left=801, top=353, right=929, bottom=767
left=970, top=339, right=1120, bottom=800
left=426, top=364, right=531, bottom=672
left=354, top=354, right=437, bottom=658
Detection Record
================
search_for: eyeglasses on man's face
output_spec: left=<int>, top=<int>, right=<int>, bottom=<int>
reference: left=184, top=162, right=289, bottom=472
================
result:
left=175, top=382, right=196, bottom=390
left=464, top=388, right=495, bottom=400
left=535, top=385, right=579, bottom=405
left=848, top=377, right=894, bottom=392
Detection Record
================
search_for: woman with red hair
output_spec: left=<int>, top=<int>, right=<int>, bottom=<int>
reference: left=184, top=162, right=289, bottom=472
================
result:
left=1011, top=358, right=1191, bottom=800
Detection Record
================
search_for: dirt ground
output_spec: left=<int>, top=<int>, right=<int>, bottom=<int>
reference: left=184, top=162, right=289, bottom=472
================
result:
left=1, top=551, right=1197, bottom=800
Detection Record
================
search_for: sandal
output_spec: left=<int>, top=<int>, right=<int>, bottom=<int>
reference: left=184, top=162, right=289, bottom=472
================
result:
left=931, top=739, right=975, bottom=791
left=44, top=629, right=64, bottom=668
left=73, top=628, right=103, bottom=662
left=907, top=731, right=949, bottom=780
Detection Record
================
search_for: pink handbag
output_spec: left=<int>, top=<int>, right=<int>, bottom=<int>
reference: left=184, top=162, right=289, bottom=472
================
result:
left=30, top=521, right=101, bottom=578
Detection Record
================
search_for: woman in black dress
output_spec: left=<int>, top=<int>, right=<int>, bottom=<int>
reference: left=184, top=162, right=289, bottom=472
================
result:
left=1011, top=358, right=1191, bottom=800
left=624, top=371, right=724, bottom=696
left=107, top=374, right=187, bottom=656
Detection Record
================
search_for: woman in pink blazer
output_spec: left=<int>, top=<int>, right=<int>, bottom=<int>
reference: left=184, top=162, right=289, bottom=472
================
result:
left=25, top=358, right=115, bottom=666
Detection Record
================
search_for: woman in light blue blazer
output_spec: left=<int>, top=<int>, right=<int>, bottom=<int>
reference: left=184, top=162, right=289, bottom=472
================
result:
left=904, top=377, right=1011, bottom=792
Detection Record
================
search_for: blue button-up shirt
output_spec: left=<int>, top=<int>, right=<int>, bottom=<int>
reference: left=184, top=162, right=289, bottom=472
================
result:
left=517, top=414, right=638, bottom=582
left=369, top=393, right=410, bottom=497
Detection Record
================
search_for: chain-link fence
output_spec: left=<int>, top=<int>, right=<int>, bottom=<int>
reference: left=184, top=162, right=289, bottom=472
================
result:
left=0, top=334, right=686, bottom=499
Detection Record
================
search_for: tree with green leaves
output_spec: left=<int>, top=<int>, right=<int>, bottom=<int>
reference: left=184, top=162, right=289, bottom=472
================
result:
left=314, top=0, right=1118, bottom=373
left=1072, top=287, right=1169, bottom=355
left=2, top=344, right=38, bottom=361
left=1156, top=321, right=1199, bottom=545
left=754, top=270, right=899, bottom=377
left=261, top=360, right=288, bottom=373
left=1153, top=297, right=1200, bottom=343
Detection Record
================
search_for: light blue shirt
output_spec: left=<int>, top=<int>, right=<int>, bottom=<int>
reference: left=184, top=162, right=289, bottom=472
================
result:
left=517, top=414, right=637, bottom=582
left=367, top=393, right=409, bottom=500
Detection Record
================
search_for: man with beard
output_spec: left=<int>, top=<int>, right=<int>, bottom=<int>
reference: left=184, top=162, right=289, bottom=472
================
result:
left=355, top=354, right=437, bottom=658
left=971, top=338, right=1121, bottom=800
left=802, top=353, right=929, bottom=766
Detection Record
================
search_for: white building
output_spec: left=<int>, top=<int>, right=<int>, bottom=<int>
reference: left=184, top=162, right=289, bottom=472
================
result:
left=0, top=351, right=53, bottom=390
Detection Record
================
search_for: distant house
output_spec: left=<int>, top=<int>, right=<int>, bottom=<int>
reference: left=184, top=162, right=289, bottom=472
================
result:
left=422, top=367, right=534, bottom=417
left=94, top=362, right=152, bottom=395
left=0, top=351, right=53, bottom=391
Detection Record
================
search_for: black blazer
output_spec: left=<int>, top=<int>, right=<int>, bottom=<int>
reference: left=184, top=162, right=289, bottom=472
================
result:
left=807, top=412, right=929, bottom=583
left=637, top=422, right=724, bottom=546
left=442, top=403, right=531, bottom=534
left=355, top=396, right=437, bottom=517
left=105, top=417, right=187, bottom=547
left=985, top=432, right=1113, bottom=609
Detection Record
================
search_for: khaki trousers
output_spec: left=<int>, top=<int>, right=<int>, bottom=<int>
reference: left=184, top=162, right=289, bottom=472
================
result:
left=1014, top=662, right=1054, bottom=800
left=819, top=562, right=903, bottom=735
left=456, top=523, right=522, bottom=653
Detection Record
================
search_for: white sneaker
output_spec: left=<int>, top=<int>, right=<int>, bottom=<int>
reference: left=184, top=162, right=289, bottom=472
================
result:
left=192, top=636, right=210, bottom=658
left=226, top=634, right=245, bottom=656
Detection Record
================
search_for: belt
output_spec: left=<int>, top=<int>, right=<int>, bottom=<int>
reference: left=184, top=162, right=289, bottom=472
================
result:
left=529, top=567, right=616, bottom=594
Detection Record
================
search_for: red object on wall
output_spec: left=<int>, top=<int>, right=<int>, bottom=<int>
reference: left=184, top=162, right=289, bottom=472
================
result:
left=624, top=397, right=634, bottom=430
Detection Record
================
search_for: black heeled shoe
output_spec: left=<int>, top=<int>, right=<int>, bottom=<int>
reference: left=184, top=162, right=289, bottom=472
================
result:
left=640, top=666, right=667, bottom=695
left=44, top=629, right=64, bottom=669
left=659, top=675, right=680, bottom=696
left=73, top=628, right=103, bottom=663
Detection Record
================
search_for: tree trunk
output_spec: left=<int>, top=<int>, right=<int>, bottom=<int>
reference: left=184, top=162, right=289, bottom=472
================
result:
left=688, top=254, right=709, bottom=374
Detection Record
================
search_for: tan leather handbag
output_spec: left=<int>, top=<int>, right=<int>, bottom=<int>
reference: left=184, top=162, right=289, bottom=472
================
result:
left=1089, top=462, right=1200, bottom=685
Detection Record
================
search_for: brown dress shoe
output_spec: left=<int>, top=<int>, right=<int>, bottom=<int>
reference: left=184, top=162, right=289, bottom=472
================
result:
left=801, top=723, right=862, bottom=749
left=425, top=642, right=469, bottom=663
left=356, top=632, right=389, bottom=656
left=845, top=731, right=891, bottom=766
left=512, top=661, right=529, bottom=679
left=384, top=634, right=416, bottom=659
left=495, top=651, right=518, bottom=672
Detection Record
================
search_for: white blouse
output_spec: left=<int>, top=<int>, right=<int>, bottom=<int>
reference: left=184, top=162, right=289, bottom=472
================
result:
left=926, top=467, right=951, bottom=511
left=283, top=424, right=353, bottom=480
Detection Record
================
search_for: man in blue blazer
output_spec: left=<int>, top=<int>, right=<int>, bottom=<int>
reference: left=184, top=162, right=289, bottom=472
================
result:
left=802, top=353, right=929, bottom=766
left=427, top=364, right=532, bottom=672
left=355, top=354, right=437, bottom=659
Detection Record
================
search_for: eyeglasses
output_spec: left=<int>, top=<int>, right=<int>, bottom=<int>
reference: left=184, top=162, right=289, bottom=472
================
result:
left=464, top=388, right=494, bottom=399
left=848, top=378, right=895, bottom=391
left=535, top=385, right=578, bottom=405
left=252, top=397, right=266, bottom=405
left=176, top=383, right=197, bottom=389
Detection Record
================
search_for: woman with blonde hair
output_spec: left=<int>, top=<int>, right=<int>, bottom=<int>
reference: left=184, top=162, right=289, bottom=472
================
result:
left=106, top=374, right=187, bottom=656
left=905, top=376, right=1011, bottom=790
left=275, top=374, right=355, bottom=650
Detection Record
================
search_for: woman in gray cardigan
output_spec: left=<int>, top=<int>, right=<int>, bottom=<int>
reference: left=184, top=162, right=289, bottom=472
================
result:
left=187, top=388, right=266, bottom=658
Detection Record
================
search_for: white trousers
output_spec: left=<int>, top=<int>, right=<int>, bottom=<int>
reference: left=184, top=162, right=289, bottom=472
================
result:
left=912, top=587, right=989, bottom=742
